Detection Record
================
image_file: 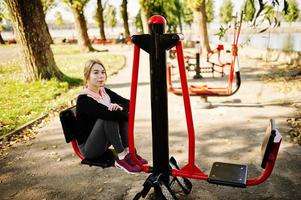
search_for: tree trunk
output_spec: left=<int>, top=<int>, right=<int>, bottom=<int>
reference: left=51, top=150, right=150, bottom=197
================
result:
left=45, top=20, right=54, bottom=44
left=121, top=0, right=130, bottom=39
left=72, top=8, right=94, bottom=52
left=6, top=0, right=65, bottom=82
left=97, top=0, right=106, bottom=40
left=0, top=32, right=5, bottom=44
left=195, top=2, right=211, bottom=51
left=140, top=9, right=149, bottom=34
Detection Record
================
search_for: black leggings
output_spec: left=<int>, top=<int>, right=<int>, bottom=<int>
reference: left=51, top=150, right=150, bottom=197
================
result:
left=79, top=119, right=128, bottom=159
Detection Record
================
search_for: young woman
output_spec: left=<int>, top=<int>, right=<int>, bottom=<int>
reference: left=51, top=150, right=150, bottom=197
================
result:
left=76, top=59, right=147, bottom=174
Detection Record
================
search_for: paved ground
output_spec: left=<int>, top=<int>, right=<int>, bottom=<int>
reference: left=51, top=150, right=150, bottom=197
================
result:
left=0, top=44, right=300, bottom=200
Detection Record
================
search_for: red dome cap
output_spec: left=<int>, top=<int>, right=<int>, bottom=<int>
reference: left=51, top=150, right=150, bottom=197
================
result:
left=148, top=15, right=166, bottom=25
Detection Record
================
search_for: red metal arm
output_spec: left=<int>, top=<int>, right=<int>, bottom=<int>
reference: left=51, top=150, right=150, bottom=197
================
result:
left=247, top=140, right=281, bottom=186
left=172, top=41, right=207, bottom=179
left=71, top=139, right=84, bottom=160
left=175, top=41, right=195, bottom=167
left=128, top=44, right=150, bottom=172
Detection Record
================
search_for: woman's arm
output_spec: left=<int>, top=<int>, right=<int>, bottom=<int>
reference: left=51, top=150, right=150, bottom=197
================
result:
left=77, top=95, right=128, bottom=121
left=105, top=88, right=130, bottom=111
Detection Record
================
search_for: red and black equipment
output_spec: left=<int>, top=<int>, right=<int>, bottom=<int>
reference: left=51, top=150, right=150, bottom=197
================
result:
left=167, top=14, right=242, bottom=97
left=129, top=15, right=282, bottom=200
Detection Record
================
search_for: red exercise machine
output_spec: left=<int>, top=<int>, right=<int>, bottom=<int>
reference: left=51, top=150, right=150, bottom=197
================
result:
left=59, top=15, right=282, bottom=200
left=129, top=15, right=282, bottom=200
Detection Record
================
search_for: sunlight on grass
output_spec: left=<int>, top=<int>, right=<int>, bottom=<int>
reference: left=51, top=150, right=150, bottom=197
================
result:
left=0, top=44, right=126, bottom=136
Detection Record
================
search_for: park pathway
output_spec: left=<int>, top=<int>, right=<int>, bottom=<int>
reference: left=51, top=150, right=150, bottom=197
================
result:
left=0, top=44, right=300, bottom=200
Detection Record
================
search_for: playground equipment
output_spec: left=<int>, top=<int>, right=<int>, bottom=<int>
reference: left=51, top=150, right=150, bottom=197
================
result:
left=179, top=43, right=230, bottom=78
left=167, top=14, right=242, bottom=96
left=129, top=15, right=282, bottom=199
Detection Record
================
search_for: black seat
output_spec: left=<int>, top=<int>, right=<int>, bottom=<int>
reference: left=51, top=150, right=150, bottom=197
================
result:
left=59, top=106, right=77, bottom=143
left=208, top=162, right=248, bottom=188
left=81, top=148, right=116, bottom=167
left=208, top=119, right=280, bottom=188
left=59, top=106, right=116, bottom=168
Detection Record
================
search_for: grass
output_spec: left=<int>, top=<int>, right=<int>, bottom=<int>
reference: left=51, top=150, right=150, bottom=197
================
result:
left=0, top=44, right=126, bottom=137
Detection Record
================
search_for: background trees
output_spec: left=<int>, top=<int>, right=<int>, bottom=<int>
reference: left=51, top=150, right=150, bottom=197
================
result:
left=243, top=0, right=256, bottom=22
left=62, top=0, right=94, bottom=52
left=121, top=0, right=130, bottom=39
left=54, top=11, right=65, bottom=27
left=41, top=0, right=56, bottom=44
left=185, top=0, right=212, bottom=51
left=94, top=0, right=106, bottom=40
left=139, top=0, right=183, bottom=33
left=135, top=10, right=144, bottom=33
left=5, top=0, right=65, bottom=82
left=0, top=0, right=300, bottom=83
left=283, top=0, right=299, bottom=24
left=0, top=1, right=10, bottom=44
left=219, top=0, right=234, bottom=25
left=104, top=4, right=117, bottom=31
left=0, top=10, right=5, bottom=44
left=182, top=1, right=193, bottom=29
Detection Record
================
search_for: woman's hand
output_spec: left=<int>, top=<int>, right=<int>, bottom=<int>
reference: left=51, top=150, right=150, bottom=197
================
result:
left=108, top=103, right=123, bottom=111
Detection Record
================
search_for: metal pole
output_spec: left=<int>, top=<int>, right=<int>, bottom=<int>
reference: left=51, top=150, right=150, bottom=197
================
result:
left=132, top=16, right=181, bottom=199
left=148, top=16, right=170, bottom=184
left=193, top=41, right=203, bottom=79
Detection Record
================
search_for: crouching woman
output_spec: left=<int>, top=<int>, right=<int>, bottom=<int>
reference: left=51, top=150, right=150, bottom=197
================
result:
left=76, top=59, right=147, bottom=174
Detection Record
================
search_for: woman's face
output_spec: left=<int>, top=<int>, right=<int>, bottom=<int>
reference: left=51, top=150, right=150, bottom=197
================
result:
left=87, top=63, right=107, bottom=89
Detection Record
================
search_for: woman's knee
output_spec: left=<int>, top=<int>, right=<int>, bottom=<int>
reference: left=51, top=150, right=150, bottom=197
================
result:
left=103, top=120, right=119, bottom=131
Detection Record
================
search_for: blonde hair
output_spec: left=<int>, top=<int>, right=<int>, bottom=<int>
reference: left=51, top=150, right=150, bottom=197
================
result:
left=83, top=59, right=107, bottom=87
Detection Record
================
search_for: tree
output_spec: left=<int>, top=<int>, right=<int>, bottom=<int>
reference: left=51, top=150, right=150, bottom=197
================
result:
left=63, top=0, right=94, bottom=52
left=0, top=17, right=5, bottom=44
left=135, top=10, right=143, bottom=33
left=41, top=0, right=56, bottom=12
left=264, top=5, right=276, bottom=21
left=182, top=1, right=193, bottom=28
left=243, top=0, right=256, bottom=22
left=121, top=0, right=130, bottom=39
left=206, top=0, right=214, bottom=23
left=219, top=0, right=234, bottom=24
left=0, top=7, right=5, bottom=44
left=5, top=0, right=65, bottom=82
left=139, top=0, right=181, bottom=33
left=251, top=0, right=289, bottom=27
left=283, top=0, right=299, bottom=24
left=104, top=4, right=117, bottom=30
left=174, top=0, right=183, bottom=32
left=41, top=0, right=56, bottom=44
left=54, top=11, right=64, bottom=27
left=0, top=1, right=10, bottom=44
left=94, top=0, right=106, bottom=40
left=186, top=0, right=211, bottom=51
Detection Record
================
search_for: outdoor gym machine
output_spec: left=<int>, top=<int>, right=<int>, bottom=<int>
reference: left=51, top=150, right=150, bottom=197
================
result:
left=167, top=13, right=243, bottom=97
left=128, top=15, right=282, bottom=200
